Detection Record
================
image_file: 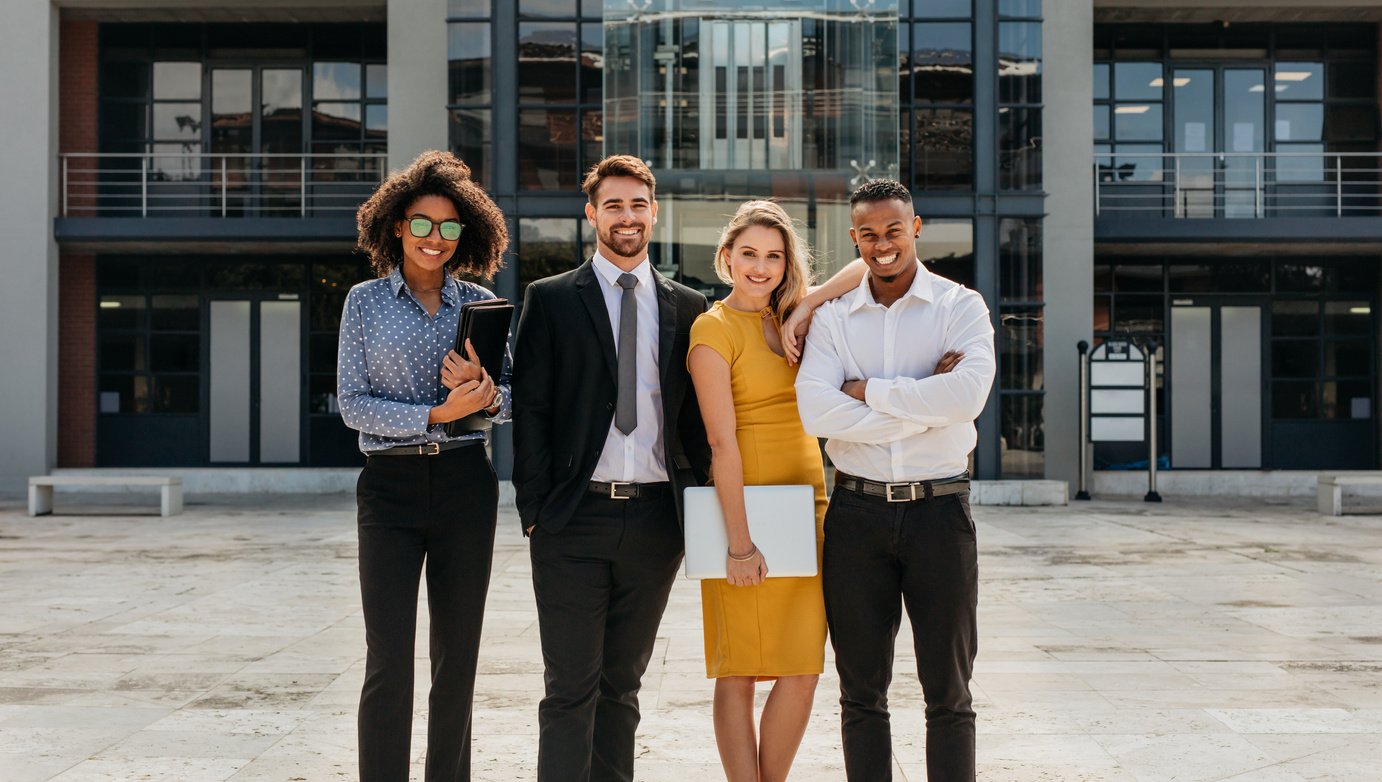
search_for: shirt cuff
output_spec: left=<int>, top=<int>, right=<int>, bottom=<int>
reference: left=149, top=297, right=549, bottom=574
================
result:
left=863, top=377, right=894, bottom=415
left=483, top=386, right=503, bottom=417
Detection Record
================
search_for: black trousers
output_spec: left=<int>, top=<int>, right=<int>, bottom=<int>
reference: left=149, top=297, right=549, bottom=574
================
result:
left=529, top=490, right=683, bottom=782
left=822, top=485, right=979, bottom=782
left=356, top=443, right=499, bottom=782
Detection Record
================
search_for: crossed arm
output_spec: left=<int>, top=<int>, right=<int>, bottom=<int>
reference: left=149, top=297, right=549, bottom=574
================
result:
left=795, top=292, right=995, bottom=441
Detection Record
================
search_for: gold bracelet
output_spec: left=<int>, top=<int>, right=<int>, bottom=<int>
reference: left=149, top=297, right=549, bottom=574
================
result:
left=727, top=544, right=758, bottom=562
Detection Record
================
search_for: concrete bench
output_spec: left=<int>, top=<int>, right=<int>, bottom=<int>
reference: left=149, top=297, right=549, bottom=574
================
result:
left=28, top=475, right=183, bottom=517
left=1317, top=474, right=1382, bottom=516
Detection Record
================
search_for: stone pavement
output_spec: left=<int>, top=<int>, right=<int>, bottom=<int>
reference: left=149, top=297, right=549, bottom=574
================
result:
left=1, top=491, right=1380, bottom=781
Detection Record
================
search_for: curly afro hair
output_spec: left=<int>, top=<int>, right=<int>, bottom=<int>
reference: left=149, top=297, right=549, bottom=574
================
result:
left=356, top=150, right=509, bottom=280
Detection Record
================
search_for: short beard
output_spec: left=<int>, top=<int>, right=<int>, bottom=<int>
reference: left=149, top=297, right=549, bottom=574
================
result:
left=877, top=273, right=898, bottom=284
left=602, top=228, right=649, bottom=260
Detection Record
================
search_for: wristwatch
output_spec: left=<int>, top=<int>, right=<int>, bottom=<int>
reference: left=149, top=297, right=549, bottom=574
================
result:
left=488, top=387, right=502, bottom=410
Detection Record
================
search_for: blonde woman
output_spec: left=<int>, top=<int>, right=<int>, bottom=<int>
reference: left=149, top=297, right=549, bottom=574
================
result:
left=687, top=201, right=863, bottom=781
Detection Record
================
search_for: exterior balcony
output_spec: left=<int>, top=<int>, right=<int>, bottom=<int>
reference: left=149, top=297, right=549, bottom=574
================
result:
left=56, top=151, right=386, bottom=250
left=1093, top=151, right=1382, bottom=247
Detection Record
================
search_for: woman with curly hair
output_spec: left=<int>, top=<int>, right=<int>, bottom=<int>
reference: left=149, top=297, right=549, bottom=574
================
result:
left=338, top=150, right=510, bottom=782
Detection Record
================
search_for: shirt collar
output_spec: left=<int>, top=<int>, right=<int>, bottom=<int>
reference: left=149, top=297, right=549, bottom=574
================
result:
left=388, top=267, right=460, bottom=307
left=846, top=260, right=934, bottom=312
left=592, top=250, right=654, bottom=291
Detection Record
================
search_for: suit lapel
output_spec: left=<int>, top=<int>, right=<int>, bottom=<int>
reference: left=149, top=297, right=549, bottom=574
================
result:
left=654, top=270, right=678, bottom=385
left=575, top=260, right=618, bottom=382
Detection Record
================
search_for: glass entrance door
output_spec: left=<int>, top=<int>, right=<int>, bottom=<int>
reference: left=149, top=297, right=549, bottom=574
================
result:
left=1172, top=67, right=1264, bottom=218
left=1169, top=300, right=1264, bottom=468
left=209, top=66, right=304, bottom=215
left=207, top=294, right=303, bottom=464
left=698, top=20, right=801, bottom=170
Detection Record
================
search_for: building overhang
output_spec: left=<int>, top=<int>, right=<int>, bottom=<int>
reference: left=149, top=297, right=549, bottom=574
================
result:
left=1097, top=216, right=1382, bottom=242
left=58, top=0, right=385, bottom=23
left=54, top=217, right=358, bottom=254
left=1095, top=216, right=1382, bottom=253
left=1095, top=1, right=1382, bottom=23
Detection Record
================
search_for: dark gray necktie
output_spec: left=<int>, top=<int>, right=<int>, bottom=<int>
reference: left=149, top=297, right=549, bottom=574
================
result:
left=616, top=273, right=639, bottom=435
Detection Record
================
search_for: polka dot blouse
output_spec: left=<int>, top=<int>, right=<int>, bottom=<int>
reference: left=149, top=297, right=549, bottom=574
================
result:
left=337, top=267, right=513, bottom=453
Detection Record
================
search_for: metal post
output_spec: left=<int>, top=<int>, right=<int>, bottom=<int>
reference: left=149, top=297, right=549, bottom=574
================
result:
left=1076, top=341, right=1091, bottom=501
left=1336, top=155, right=1343, bottom=217
left=1255, top=155, right=1263, bottom=217
left=61, top=156, right=68, bottom=217
left=1093, top=163, right=1100, bottom=217
left=1173, top=155, right=1181, bottom=217
left=1145, top=341, right=1162, bottom=503
left=300, top=156, right=307, bottom=217
left=140, top=155, right=148, bottom=217
left=221, top=156, right=227, bottom=217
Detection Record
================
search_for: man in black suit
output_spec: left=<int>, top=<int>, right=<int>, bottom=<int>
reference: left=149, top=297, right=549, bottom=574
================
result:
left=512, top=155, right=711, bottom=782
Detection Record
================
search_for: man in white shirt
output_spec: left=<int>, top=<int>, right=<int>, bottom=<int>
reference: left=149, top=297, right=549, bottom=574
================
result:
left=513, top=155, right=711, bottom=782
left=796, top=179, right=995, bottom=782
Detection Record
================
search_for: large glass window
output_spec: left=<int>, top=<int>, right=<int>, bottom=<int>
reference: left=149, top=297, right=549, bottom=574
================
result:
left=998, top=219, right=1044, bottom=477
left=902, top=5, right=974, bottom=191
left=1269, top=262, right=1377, bottom=421
left=98, top=265, right=202, bottom=416
left=518, top=218, right=596, bottom=295
left=448, top=16, right=493, bottom=185
left=96, top=256, right=370, bottom=467
left=516, top=3, right=602, bottom=191
left=1094, top=23, right=1381, bottom=212
left=1093, top=257, right=1379, bottom=467
left=96, top=23, right=387, bottom=216
left=920, top=219, right=975, bottom=290
left=998, top=8, right=1042, bottom=191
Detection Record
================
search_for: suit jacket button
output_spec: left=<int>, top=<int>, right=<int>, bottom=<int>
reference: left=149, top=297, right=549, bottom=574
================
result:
left=606, top=402, right=614, bottom=411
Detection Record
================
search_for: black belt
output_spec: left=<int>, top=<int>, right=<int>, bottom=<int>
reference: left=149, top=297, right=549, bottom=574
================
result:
left=369, top=440, right=479, bottom=457
left=587, top=480, right=671, bottom=500
left=834, top=471, right=969, bottom=503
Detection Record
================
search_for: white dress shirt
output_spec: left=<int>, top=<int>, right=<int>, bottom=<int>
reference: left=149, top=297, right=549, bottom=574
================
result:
left=590, top=252, right=668, bottom=483
left=795, top=262, right=995, bottom=482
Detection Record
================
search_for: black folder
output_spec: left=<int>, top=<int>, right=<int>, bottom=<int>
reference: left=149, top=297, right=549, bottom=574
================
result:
left=444, top=298, right=514, bottom=436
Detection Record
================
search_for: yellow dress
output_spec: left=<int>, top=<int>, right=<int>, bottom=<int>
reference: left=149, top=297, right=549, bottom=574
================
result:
left=688, top=301, right=828, bottom=679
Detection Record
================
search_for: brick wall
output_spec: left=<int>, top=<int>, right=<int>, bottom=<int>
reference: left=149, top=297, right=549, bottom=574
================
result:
left=57, top=18, right=99, bottom=467
left=58, top=254, right=96, bottom=467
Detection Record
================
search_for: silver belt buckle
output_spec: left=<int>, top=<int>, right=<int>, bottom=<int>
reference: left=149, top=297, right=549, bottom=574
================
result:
left=609, top=481, right=633, bottom=500
left=885, top=482, right=918, bottom=503
left=421, top=442, right=441, bottom=456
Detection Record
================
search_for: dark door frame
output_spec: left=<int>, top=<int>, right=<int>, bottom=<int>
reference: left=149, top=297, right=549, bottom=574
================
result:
left=1168, top=295, right=1270, bottom=469
left=201, top=289, right=308, bottom=467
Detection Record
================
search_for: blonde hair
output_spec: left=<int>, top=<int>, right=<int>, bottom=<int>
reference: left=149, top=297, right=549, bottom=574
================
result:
left=713, top=200, right=814, bottom=317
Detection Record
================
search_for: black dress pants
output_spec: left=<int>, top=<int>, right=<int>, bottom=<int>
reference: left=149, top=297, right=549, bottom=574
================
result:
left=356, top=443, right=499, bottom=782
left=529, top=489, right=683, bottom=782
left=822, top=485, right=979, bottom=782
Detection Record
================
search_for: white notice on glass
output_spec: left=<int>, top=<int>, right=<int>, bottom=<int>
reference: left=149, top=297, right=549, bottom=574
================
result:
left=1184, top=122, right=1206, bottom=152
left=1233, top=122, right=1257, bottom=152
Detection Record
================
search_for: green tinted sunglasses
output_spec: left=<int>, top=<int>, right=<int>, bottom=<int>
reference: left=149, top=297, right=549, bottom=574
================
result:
left=408, top=217, right=464, bottom=241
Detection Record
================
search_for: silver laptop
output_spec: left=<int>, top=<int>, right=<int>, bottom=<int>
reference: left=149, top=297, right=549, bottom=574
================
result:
left=683, top=485, right=818, bottom=580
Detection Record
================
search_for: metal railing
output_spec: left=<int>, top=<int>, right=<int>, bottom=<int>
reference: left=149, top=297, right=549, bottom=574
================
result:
left=60, top=152, right=388, bottom=218
left=1093, top=151, right=1382, bottom=218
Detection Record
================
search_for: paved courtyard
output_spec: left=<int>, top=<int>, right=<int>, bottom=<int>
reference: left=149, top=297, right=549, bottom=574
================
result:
left=1, top=490, right=1380, bottom=781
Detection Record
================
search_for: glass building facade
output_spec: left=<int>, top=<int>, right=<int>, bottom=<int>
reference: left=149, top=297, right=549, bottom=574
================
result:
left=15, top=1, right=1382, bottom=489
left=53, top=1, right=1048, bottom=476
left=450, top=0, right=1047, bottom=479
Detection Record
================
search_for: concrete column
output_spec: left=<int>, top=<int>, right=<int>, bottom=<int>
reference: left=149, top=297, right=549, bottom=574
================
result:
left=1041, top=0, right=1094, bottom=490
left=387, top=0, right=450, bottom=172
left=0, top=1, right=59, bottom=492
